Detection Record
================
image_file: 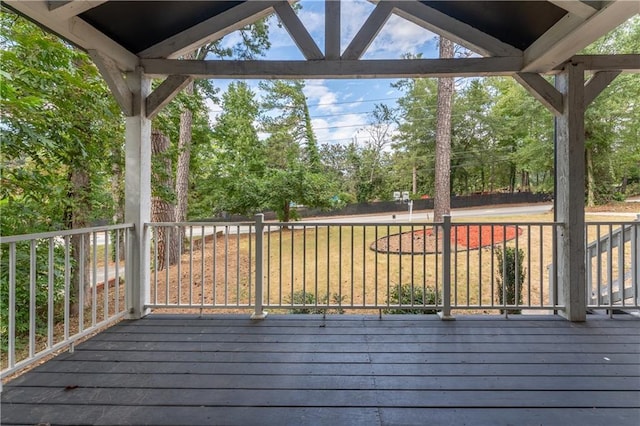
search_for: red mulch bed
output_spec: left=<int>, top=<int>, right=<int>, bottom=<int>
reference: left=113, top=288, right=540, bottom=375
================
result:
left=371, top=225, right=523, bottom=255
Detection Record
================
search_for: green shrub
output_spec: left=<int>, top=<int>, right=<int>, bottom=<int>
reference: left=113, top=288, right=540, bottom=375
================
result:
left=384, top=284, right=439, bottom=314
left=495, top=246, right=525, bottom=314
left=288, top=290, right=324, bottom=314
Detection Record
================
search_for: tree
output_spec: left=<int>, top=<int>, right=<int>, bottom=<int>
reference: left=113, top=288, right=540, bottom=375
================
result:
left=1, top=10, right=123, bottom=312
left=259, top=80, right=335, bottom=222
left=434, top=37, right=455, bottom=222
left=393, top=77, right=439, bottom=196
left=202, top=81, right=266, bottom=216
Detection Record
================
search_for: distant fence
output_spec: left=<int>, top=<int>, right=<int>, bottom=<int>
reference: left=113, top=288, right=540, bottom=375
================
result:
left=210, top=192, right=552, bottom=222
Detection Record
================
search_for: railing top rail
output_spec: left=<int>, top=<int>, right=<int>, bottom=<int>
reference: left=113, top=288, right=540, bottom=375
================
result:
left=146, top=221, right=255, bottom=227
left=0, top=223, right=134, bottom=244
left=264, top=221, right=563, bottom=227
left=585, top=219, right=640, bottom=225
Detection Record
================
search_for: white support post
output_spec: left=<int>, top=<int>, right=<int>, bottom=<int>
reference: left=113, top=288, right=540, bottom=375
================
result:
left=555, top=62, right=586, bottom=322
left=251, top=214, right=267, bottom=320
left=438, top=215, right=455, bottom=320
left=124, top=67, right=151, bottom=319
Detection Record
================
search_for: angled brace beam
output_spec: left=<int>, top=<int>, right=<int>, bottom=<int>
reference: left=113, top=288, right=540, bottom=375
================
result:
left=146, top=75, right=193, bottom=119
left=342, top=0, right=394, bottom=60
left=88, top=49, right=133, bottom=116
left=584, top=71, right=621, bottom=108
left=274, top=2, right=324, bottom=60
left=514, top=73, right=563, bottom=116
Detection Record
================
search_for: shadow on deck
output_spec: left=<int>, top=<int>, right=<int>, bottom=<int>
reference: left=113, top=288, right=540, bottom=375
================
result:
left=2, top=314, right=639, bottom=425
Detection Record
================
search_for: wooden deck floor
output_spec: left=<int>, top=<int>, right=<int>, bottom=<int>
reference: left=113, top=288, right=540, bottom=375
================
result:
left=2, top=314, right=639, bottom=425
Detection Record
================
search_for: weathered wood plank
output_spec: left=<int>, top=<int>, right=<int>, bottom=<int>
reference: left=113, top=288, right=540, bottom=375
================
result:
left=379, top=407, right=640, bottom=426
left=54, top=349, right=640, bottom=365
left=10, top=372, right=639, bottom=391
left=33, top=360, right=639, bottom=377
left=1, top=405, right=381, bottom=426
left=73, top=340, right=640, bottom=354
left=89, top=331, right=640, bottom=344
left=3, top=387, right=638, bottom=408
left=2, top=314, right=638, bottom=426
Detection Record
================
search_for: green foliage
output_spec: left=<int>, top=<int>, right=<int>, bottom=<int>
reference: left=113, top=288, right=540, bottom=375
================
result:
left=1, top=10, right=123, bottom=234
left=287, top=291, right=346, bottom=314
left=0, top=241, right=67, bottom=350
left=495, top=246, right=525, bottom=314
left=384, top=284, right=440, bottom=314
left=288, top=290, right=324, bottom=314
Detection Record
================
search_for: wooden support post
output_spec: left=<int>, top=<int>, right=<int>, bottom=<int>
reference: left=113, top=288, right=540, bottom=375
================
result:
left=555, top=62, right=586, bottom=322
left=125, top=67, right=152, bottom=319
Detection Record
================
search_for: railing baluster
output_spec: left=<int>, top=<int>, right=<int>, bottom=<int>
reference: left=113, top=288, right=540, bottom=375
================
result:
left=104, top=230, right=109, bottom=320
left=92, top=232, right=97, bottom=327
left=48, top=238, right=55, bottom=348
left=8, top=242, right=16, bottom=369
left=252, top=214, right=266, bottom=319
left=439, top=215, right=453, bottom=320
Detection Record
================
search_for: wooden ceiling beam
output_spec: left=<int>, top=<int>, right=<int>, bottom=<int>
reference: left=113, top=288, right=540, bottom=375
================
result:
left=141, top=56, right=524, bottom=79
left=138, top=1, right=280, bottom=59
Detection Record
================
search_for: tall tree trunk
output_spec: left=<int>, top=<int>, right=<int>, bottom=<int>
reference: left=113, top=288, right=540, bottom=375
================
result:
left=67, top=168, right=91, bottom=316
left=110, top=147, right=125, bottom=261
left=152, top=130, right=179, bottom=270
left=412, top=164, right=417, bottom=194
left=175, top=51, right=196, bottom=253
left=434, top=37, right=454, bottom=222
left=586, top=147, right=595, bottom=207
left=175, top=82, right=193, bottom=225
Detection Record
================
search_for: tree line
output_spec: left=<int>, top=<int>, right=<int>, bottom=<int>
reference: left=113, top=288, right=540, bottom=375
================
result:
left=2, top=11, right=639, bottom=240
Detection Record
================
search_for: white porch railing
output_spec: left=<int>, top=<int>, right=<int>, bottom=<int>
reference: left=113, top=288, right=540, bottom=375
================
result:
left=1, top=224, right=132, bottom=379
left=585, top=217, right=640, bottom=311
left=4, top=216, right=637, bottom=377
left=146, top=216, right=566, bottom=316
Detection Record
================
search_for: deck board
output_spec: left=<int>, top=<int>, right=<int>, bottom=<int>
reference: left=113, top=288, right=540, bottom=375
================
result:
left=2, top=314, right=639, bottom=425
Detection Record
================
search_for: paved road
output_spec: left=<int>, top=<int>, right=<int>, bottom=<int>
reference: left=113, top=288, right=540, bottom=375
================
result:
left=303, top=203, right=554, bottom=223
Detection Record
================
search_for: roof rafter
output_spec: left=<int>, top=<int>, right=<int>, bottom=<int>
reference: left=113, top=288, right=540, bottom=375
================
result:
left=5, top=0, right=138, bottom=71
left=273, top=2, right=324, bottom=60
left=523, top=0, right=638, bottom=72
left=390, top=0, right=522, bottom=57
left=138, top=1, right=281, bottom=59
left=48, top=1, right=108, bottom=20
left=547, top=1, right=599, bottom=19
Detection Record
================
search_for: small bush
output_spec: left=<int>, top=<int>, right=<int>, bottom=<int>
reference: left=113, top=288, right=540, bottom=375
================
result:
left=288, top=290, right=324, bottom=314
left=384, top=284, right=439, bottom=314
left=495, top=246, right=525, bottom=314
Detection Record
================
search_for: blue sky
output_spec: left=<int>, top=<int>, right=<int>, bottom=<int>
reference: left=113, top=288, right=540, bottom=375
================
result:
left=209, top=0, right=439, bottom=147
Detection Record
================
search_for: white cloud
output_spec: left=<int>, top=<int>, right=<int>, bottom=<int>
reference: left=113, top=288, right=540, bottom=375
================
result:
left=304, top=80, right=342, bottom=113
left=312, top=113, right=367, bottom=146
left=367, top=15, right=437, bottom=58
